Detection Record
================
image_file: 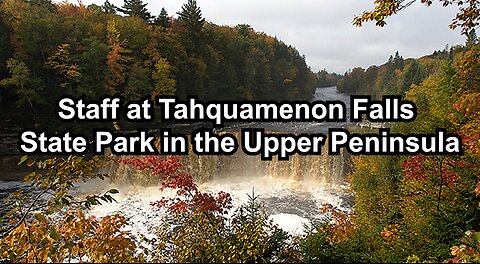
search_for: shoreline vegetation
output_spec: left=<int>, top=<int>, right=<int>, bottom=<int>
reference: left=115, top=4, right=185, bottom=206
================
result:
left=1, top=0, right=480, bottom=263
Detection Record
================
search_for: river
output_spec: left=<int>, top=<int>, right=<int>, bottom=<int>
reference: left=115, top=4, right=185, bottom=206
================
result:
left=0, top=86, right=353, bottom=236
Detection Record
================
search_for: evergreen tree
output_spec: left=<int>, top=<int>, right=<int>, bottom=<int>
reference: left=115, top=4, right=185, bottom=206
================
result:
left=177, top=0, right=207, bottom=98
left=388, top=55, right=394, bottom=64
left=393, top=51, right=404, bottom=69
left=102, top=0, right=117, bottom=14
left=154, top=8, right=171, bottom=28
left=402, top=60, right=423, bottom=93
left=87, top=4, right=103, bottom=14
left=177, top=0, right=205, bottom=35
left=466, top=29, right=478, bottom=47
left=119, top=0, right=152, bottom=22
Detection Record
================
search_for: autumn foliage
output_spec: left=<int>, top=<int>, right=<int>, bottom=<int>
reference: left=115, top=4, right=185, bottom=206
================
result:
left=353, top=0, right=480, bottom=36
left=119, top=155, right=292, bottom=263
left=1, top=0, right=480, bottom=262
left=1, top=211, right=142, bottom=263
left=120, top=155, right=232, bottom=215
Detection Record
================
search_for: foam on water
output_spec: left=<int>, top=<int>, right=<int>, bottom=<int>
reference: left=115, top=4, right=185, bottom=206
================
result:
left=270, top=214, right=311, bottom=235
left=0, top=172, right=351, bottom=237
left=79, top=174, right=350, bottom=237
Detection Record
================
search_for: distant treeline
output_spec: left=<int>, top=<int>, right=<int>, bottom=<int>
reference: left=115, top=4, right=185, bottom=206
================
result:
left=316, top=69, right=342, bottom=88
left=336, top=48, right=468, bottom=97
left=0, top=0, right=317, bottom=128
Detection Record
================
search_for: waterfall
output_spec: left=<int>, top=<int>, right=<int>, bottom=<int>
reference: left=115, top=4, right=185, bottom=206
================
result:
left=107, top=87, right=351, bottom=187
left=90, top=87, right=354, bottom=234
left=107, top=131, right=349, bottom=186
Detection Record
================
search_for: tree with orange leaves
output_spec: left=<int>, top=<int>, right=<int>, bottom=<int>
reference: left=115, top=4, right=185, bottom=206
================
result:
left=104, top=18, right=131, bottom=96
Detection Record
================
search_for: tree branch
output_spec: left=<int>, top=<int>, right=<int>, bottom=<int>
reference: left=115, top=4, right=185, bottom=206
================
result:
left=2, top=184, right=54, bottom=237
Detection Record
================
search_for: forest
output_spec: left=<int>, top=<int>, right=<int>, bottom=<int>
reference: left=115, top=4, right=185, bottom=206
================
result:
left=332, top=46, right=480, bottom=262
left=0, top=0, right=316, bottom=130
left=1, top=0, right=480, bottom=263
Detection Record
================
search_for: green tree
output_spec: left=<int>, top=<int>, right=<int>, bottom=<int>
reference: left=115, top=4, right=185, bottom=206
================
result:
left=0, top=9, right=11, bottom=77
left=402, top=60, right=424, bottom=93
left=86, top=4, right=103, bottom=14
left=317, top=69, right=342, bottom=88
left=119, top=0, right=152, bottom=22
left=76, top=37, right=109, bottom=98
left=177, top=0, right=205, bottom=39
left=101, top=0, right=117, bottom=14
left=0, top=58, right=44, bottom=122
left=392, top=51, right=405, bottom=70
left=466, top=29, right=478, bottom=47
left=154, top=8, right=171, bottom=28
left=176, top=0, right=207, bottom=97
left=149, top=191, right=291, bottom=263
left=123, top=59, right=151, bottom=99
left=152, top=57, right=176, bottom=96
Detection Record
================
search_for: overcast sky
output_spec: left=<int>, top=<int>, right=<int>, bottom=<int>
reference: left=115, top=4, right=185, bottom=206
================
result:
left=73, top=0, right=465, bottom=73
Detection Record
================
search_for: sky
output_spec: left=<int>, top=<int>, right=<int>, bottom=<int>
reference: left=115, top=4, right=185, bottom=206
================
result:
left=72, top=0, right=465, bottom=74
